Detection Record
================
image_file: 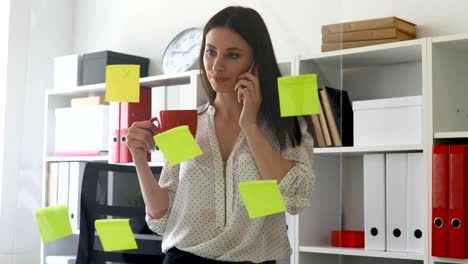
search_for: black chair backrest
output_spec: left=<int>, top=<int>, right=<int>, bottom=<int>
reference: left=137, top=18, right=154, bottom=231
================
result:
left=76, top=162, right=165, bottom=264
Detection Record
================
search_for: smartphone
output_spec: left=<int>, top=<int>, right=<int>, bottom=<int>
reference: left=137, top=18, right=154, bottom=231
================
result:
left=247, top=60, right=256, bottom=74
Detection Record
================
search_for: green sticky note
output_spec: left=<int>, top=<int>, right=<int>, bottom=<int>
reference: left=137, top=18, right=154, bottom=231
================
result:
left=95, top=219, right=138, bottom=251
left=35, top=205, right=73, bottom=243
left=277, top=74, right=319, bottom=117
left=238, top=180, right=286, bottom=219
left=154, top=125, right=203, bottom=166
left=105, top=65, right=140, bottom=102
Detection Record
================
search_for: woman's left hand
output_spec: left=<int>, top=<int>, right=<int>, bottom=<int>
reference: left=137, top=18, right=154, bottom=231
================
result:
left=235, top=69, right=261, bottom=131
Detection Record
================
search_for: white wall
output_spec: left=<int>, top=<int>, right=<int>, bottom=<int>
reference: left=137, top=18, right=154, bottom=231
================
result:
left=0, top=0, right=74, bottom=263
left=72, top=0, right=468, bottom=74
left=2, top=0, right=468, bottom=263
left=0, top=0, right=10, bottom=212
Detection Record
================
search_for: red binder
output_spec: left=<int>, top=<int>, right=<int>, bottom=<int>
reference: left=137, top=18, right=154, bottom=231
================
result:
left=432, top=144, right=449, bottom=257
left=119, top=87, right=152, bottom=163
left=448, top=144, right=468, bottom=258
left=110, top=102, right=121, bottom=163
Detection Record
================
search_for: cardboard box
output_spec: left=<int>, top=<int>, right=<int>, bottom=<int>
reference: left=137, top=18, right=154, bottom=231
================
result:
left=81, top=50, right=149, bottom=85
left=353, top=96, right=422, bottom=146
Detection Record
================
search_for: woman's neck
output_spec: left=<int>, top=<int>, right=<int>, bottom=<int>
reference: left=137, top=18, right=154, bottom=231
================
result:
left=213, top=93, right=243, bottom=120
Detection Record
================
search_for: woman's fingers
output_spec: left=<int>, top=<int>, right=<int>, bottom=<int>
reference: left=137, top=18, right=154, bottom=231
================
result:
left=127, top=129, right=155, bottom=151
left=236, top=79, right=259, bottom=103
left=127, top=120, right=159, bottom=152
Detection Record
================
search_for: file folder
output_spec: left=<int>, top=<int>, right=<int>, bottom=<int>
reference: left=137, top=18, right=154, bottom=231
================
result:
left=363, top=154, right=386, bottom=250
left=68, top=162, right=85, bottom=232
left=57, top=162, right=70, bottom=206
left=432, top=144, right=449, bottom=257
left=120, top=87, right=152, bottom=163
left=386, top=153, right=407, bottom=252
left=110, top=102, right=120, bottom=163
left=406, top=153, right=424, bottom=253
left=448, top=144, right=468, bottom=258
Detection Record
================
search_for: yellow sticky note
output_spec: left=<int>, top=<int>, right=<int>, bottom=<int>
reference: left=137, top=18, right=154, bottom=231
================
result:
left=278, top=74, right=319, bottom=117
left=105, top=65, right=140, bottom=102
left=154, top=125, right=203, bottom=166
left=35, top=205, right=73, bottom=243
left=238, top=180, right=286, bottom=219
left=95, top=219, right=138, bottom=251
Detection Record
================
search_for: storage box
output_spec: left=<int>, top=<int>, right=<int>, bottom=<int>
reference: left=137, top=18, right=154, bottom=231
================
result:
left=353, top=96, right=422, bottom=146
left=81, top=50, right=149, bottom=85
left=54, top=105, right=109, bottom=153
left=54, top=54, right=82, bottom=89
left=331, top=230, right=364, bottom=248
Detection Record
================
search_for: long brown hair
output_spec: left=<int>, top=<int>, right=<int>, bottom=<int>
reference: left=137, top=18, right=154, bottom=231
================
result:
left=199, top=6, right=313, bottom=150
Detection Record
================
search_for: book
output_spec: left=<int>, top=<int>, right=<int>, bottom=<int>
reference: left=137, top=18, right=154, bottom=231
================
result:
left=318, top=94, right=332, bottom=146
left=321, top=38, right=402, bottom=52
left=322, top=28, right=414, bottom=43
left=321, top=16, right=416, bottom=36
left=311, top=114, right=326, bottom=147
left=319, top=87, right=354, bottom=147
left=71, top=96, right=107, bottom=107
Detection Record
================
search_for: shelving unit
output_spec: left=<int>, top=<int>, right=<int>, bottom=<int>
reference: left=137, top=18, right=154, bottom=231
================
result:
left=40, top=33, right=468, bottom=264
left=40, top=70, right=205, bottom=264
left=293, top=38, right=429, bottom=264
left=290, top=33, right=468, bottom=264
left=429, top=33, right=468, bottom=264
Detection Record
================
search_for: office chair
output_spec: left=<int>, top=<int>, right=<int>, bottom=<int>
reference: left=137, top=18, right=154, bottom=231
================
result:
left=76, top=162, right=165, bottom=264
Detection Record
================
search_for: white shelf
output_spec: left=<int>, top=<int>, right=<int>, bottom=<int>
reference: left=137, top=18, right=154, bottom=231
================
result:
left=314, top=144, right=423, bottom=156
left=434, top=131, right=468, bottom=139
left=433, top=257, right=468, bottom=264
left=46, top=156, right=109, bottom=162
left=108, top=161, right=165, bottom=167
left=300, top=246, right=424, bottom=261
left=302, top=38, right=424, bottom=68
left=46, top=83, right=106, bottom=96
left=140, top=70, right=198, bottom=88
left=46, top=70, right=199, bottom=96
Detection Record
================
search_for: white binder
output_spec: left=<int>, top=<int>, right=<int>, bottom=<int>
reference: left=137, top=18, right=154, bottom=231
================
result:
left=364, top=154, right=386, bottom=250
left=386, top=153, right=408, bottom=252
left=57, top=162, right=70, bottom=206
left=406, top=153, right=424, bottom=253
left=68, top=162, right=86, bottom=232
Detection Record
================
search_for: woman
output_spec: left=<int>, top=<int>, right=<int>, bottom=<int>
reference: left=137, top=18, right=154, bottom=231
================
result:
left=127, top=6, right=315, bottom=264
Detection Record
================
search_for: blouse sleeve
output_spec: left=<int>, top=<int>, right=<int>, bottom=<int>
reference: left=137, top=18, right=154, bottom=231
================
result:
left=278, top=117, right=315, bottom=215
left=145, top=160, right=180, bottom=235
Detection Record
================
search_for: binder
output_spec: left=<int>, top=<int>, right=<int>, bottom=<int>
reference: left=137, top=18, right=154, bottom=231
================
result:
left=57, top=162, right=70, bottom=206
left=406, top=153, right=424, bottom=253
left=120, top=87, right=152, bottom=163
left=363, top=154, right=386, bottom=250
left=448, top=144, right=468, bottom=258
left=68, top=162, right=85, bottom=232
left=110, top=102, right=120, bottom=163
left=47, top=162, right=59, bottom=206
left=386, top=153, right=407, bottom=252
left=432, top=145, right=449, bottom=257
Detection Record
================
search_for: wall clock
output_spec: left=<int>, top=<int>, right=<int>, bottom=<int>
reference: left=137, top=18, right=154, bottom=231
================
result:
left=161, top=28, right=203, bottom=74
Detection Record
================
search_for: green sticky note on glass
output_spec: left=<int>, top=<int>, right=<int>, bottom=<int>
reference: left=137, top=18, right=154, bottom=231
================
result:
left=238, top=180, right=286, bottom=219
left=278, top=74, right=319, bottom=117
left=35, top=205, right=73, bottom=243
left=95, top=219, right=138, bottom=251
left=154, top=125, right=203, bottom=166
left=105, top=65, right=140, bottom=102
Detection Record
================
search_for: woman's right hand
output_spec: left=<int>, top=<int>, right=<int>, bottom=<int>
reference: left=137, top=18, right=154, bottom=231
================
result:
left=126, top=120, right=159, bottom=160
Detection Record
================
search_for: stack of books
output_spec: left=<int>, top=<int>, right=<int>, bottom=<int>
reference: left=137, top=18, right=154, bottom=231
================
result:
left=310, top=87, right=353, bottom=148
left=321, top=17, right=416, bottom=52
